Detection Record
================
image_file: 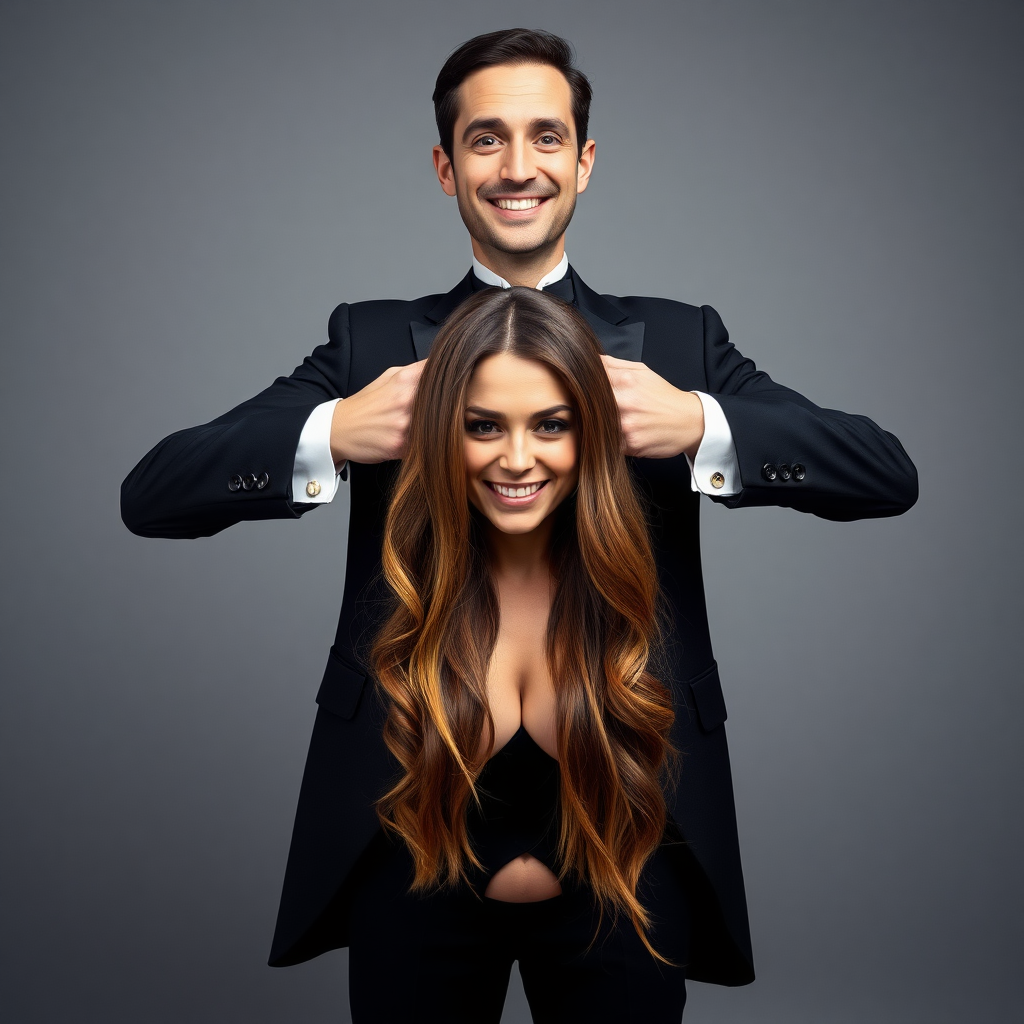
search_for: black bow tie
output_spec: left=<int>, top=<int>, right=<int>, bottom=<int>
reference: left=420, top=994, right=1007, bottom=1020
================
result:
left=541, top=273, right=575, bottom=304
left=470, top=270, right=576, bottom=305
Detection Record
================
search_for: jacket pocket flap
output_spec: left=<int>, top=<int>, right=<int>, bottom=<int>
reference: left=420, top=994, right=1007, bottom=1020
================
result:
left=688, top=661, right=728, bottom=733
left=315, top=647, right=368, bottom=720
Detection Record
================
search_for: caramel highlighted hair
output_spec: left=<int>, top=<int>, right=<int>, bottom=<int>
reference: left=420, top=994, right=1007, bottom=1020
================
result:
left=371, top=287, right=677, bottom=959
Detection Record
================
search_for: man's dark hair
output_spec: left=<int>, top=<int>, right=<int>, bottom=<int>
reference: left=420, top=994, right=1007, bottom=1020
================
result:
left=433, top=28, right=593, bottom=160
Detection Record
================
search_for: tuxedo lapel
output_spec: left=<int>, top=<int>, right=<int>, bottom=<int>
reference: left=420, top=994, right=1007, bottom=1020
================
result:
left=409, top=320, right=439, bottom=362
left=408, top=271, right=476, bottom=360
left=408, top=266, right=645, bottom=363
left=571, top=268, right=645, bottom=362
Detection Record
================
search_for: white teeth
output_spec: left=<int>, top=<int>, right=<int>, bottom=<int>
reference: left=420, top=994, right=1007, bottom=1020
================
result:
left=492, top=482, right=543, bottom=497
left=495, top=198, right=542, bottom=210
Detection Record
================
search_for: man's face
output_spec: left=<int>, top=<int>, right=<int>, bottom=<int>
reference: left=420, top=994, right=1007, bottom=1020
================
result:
left=433, top=63, right=595, bottom=261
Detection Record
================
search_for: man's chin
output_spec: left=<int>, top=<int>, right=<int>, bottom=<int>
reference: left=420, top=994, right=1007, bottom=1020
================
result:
left=486, top=236, right=556, bottom=257
left=460, top=206, right=575, bottom=260
left=475, top=222, right=569, bottom=258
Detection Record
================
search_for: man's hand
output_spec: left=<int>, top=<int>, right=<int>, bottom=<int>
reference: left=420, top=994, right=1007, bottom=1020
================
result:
left=330, top=360, right=426, bottom=466
left=601, top=355, right=705, bottom=460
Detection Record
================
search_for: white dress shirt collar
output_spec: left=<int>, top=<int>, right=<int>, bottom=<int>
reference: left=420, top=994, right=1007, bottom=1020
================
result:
left=471, top=252, right=569, bottom=290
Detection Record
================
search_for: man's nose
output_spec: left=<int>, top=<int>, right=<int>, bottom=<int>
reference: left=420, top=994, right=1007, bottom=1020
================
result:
left=500, top=138, right=536, bottom=182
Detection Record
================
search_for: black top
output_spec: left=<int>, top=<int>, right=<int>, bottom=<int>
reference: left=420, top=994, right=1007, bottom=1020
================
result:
left=466, top=724, right=563, bottom=890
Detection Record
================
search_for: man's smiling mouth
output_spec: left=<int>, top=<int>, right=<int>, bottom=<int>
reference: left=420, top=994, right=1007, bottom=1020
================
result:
left=492, top=197, right=543, bottom=210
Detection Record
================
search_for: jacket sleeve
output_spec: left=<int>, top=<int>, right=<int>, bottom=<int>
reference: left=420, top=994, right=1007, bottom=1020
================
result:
left=701, top=305, right=918, bottom=521
left=120, top=303, right=354, bottom=539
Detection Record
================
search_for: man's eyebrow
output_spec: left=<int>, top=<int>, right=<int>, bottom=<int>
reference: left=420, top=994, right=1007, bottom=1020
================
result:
left=465, top=404, right=574, bottom=419
left=461, top=118, right=509, bottom=143
left=529, top=118, right=572, bottom=138
left=461, top=117, right=573, bottom=144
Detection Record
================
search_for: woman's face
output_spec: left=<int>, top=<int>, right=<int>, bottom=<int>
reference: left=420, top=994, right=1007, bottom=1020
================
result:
left=464, top=352, right=579, bottom=537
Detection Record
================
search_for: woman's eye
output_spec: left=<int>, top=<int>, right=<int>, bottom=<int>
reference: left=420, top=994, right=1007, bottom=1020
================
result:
left=467, top=420, right=499, bottom=434
left=538, top=419, right=568, bottom=434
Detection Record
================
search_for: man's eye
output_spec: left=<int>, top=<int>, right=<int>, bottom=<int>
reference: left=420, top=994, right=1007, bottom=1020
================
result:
left=538, top=134, right=560, bottom=145
left=476, top=135, right=499, bottom=147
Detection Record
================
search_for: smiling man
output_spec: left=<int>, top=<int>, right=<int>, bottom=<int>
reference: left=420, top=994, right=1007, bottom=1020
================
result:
left=434, top=60, right=593, bottom=277
left=121, top=26, right=917, bottom=1023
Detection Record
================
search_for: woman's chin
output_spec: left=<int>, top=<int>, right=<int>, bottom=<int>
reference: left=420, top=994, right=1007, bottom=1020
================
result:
left=469, top=484, right=573, bottom=538
left=484, top=511, right=547, bottom=536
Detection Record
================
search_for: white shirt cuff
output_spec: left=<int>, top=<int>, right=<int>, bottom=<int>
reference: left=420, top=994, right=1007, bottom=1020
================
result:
left=685, top=392, right=741, bottom=496
left=293, top=399, right=343, bottom=504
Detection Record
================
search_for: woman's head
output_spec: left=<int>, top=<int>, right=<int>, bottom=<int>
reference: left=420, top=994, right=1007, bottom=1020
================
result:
left=373, top=286, right=676, bottom=962
left=403, top=286, right=623, bottom=541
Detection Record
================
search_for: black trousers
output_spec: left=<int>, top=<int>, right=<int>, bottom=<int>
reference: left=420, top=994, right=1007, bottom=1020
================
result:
left=347, top=831, right=690, bottom=1023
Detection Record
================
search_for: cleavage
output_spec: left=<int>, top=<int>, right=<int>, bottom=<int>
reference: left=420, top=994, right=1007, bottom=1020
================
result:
left=488, top=721, right=557, bottom=762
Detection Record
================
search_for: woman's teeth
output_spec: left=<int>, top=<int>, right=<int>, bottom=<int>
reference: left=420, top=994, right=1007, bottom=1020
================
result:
left=491, top=482, right=544, bottom=497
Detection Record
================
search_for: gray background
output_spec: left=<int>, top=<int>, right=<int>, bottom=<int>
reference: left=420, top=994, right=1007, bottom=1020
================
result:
left=2, top=1, right=1021, bottom=1021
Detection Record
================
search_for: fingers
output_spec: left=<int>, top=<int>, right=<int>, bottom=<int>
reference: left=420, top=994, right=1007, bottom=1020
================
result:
left=395, top=358, right=427, bottom=378
left=377, top=358, right=426, bottom=384
left=402, top=360, right=427, bottom=388
left=335, top=360, right=428, bottom=464
left=388, top=360, right=427, bottom=394
left=600, top=354, right=642, bottom=369
left=364, top=360, right=425, bottom=401
left=601, top=354, right=646, bottom=392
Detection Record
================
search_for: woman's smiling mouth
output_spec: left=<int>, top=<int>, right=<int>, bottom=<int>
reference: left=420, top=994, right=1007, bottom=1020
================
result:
left=486, top=480, right=549, bottom=503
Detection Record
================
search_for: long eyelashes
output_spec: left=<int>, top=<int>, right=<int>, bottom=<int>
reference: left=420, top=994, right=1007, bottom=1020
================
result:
left=538, top=419, right=570, bottom=433
left=465, top=419, right=570, bottom=436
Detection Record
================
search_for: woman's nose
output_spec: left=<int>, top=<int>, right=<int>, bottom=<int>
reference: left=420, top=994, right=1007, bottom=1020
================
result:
left=499, top=432, right=535, bottom=473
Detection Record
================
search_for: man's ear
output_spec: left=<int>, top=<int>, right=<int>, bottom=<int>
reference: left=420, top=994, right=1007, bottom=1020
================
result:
left=576, top=138, right=596, bottom=195
left=433, top=145, right=457, bottom=197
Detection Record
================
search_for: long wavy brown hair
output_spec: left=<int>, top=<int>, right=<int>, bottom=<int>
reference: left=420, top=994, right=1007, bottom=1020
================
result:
left=371, top=286, right=677, bottom=959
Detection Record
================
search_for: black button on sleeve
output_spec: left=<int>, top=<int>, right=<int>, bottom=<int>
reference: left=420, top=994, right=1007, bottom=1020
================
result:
left=792, top=463, right=806, bottom=481
left=242, top=473, right=257, bottom=491
left=228, top=475, right=243, bottom=493
left=778, top=463, right=791, bottom=481
left=256, top=471, right=270, bottom=490
left=761, top=463, right=778, bottom=482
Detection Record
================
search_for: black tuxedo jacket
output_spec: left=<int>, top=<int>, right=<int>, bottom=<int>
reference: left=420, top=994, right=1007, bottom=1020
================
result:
left=121, top=267, right=917, bottom=986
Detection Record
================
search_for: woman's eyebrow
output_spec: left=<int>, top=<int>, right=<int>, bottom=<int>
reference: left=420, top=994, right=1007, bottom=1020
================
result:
left=465, top=404, right=573, bottom=419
